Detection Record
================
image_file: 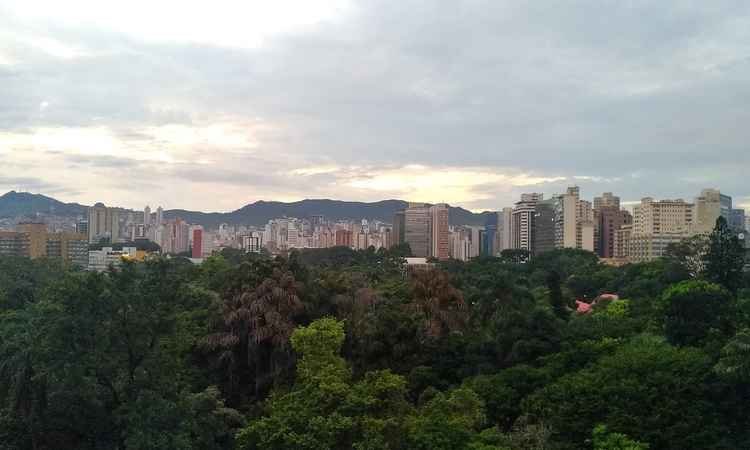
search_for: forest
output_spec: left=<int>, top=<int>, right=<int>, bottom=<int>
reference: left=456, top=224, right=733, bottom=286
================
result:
left=0, top=217, right=748, bottom=450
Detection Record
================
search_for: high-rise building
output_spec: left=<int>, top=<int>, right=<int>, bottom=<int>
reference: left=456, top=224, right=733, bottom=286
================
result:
left=729, top=208, right=746, bottom=233
left=156, top=206, right=164, bottom=226
left=391, top=210, right=406, bottom=247
left=449, top=227, right=472, bottom=261
left=512, top=194, right=541, bottom=252
left=594, top=192, right=620, bottom=210
left=693, top=189, right=722, bottom=234
left=144, top=205, right=151, bottom=226
left=88, top=203, right=120, bottom=244
left=595, top=207, right=632, bottom=258
left=483, top=212, right=498, bottom=257
left=551, top=186, right=594, bottom=251
left=404, top=203, right=431, bottom=257
left=192, top=228, right=203, bottom=259
left=242, top=232, right=263, bottom=253
left=533, top=199, right=556, bottom=256
left=429, top=204, right=449, bottom=260
left=76, top=219, right=89, bottom=236
left=500, top=207, right=513, bottom=252
left=335, top=229, right=353, bottom=247
left=627, top=197, right=694, bottom=261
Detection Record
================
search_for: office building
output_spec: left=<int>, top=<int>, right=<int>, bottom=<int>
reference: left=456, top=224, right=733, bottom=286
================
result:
left=335, top=229, right=353, bottom=247
left=534, top=199, right=556, bottom=256
left=0, top=231, right=29, bottom=257
left=144, top=206, right=151, bottom=226
left=46, top=232, right=89, bottom=267
left=430, top=204, right=449, bottom=259
left=404, top=203, right=431, bottom=257
left=391, top=210, right=405, bottom=247
left=16, top=222, right=47, bottom=258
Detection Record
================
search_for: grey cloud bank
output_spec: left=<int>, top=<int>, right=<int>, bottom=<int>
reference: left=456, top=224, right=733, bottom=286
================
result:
left=1, top=0, right=749, bottom=211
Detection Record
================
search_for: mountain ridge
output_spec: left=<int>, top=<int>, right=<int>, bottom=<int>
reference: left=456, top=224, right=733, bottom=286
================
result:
left=0, top=191, right=494, bottom=227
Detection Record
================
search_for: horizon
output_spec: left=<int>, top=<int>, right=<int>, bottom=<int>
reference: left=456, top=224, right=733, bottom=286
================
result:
left=2, top=1, right=750, bottom=212
left=2, top=187, right=747, bottom=216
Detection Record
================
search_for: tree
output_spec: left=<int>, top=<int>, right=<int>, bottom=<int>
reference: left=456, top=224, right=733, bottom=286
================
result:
left=410, top=269, right=468, bottom=338
left=236, top=318, right=413, bottom=450
left=592, top=425, right=649, bottom=450
left=524, top=334, right=725, bottom=450
left=664, top=235, right=709, bottom=279
left=660, top=280, right=735, bottom=347
left=546, top=270, right=568, bottom=320
left=203, top=267, right=303, bottom=403
left=715, top=328, right=750, bottom=382
left=704, top=216, right=746, bottom=292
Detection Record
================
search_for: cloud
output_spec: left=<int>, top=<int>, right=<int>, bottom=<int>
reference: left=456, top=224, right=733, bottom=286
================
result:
left=0, top=0, right=749, bottom=212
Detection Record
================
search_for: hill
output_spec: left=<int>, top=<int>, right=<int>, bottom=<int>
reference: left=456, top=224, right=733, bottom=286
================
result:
left=0, top=191, right=87, bottom=218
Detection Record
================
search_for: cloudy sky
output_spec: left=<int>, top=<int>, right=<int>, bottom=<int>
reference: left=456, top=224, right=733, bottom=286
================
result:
left=1, top=0, right=749, bottom=212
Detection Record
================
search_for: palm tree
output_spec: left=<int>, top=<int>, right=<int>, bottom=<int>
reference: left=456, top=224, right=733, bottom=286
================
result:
left=203, top=268, right=303, bottom=401
left=409, top=269, right=467, bottom=338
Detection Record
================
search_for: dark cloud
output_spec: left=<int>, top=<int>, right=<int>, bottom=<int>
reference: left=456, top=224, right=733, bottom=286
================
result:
left=1, top=0, right=750, bottom=210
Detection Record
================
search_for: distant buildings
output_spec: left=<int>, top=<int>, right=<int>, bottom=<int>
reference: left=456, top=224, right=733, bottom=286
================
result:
left=0, top=223, right=87, bottom=266
left=88, top=247, right=137, bottom=272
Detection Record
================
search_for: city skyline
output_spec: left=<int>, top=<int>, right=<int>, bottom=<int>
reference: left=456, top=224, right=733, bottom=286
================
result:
left=2, top=1, right=750, bottom=212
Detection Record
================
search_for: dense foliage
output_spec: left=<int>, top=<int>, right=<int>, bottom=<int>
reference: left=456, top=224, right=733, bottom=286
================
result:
left=0, top=218, right=748, bottom=449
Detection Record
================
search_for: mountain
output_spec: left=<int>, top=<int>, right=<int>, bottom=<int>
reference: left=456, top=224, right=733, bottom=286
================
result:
left=0, top=191, right=87, bottom=218
left=164, top=199, right=495, bottom=227
left=0, top=191, right=494, bottom=227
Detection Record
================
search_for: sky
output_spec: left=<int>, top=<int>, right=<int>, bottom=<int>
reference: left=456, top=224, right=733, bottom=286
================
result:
left=1, top=0, right=749, bottom=212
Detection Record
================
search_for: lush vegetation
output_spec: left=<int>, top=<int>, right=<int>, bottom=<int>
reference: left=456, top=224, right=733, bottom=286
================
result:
left=0, top=218, right=748, bottom=449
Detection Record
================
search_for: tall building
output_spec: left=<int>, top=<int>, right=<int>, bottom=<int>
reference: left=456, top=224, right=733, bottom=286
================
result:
left=391, top=210, right=406, bottom=247
left=482, top=212, right=498, bottom=257
left=595, top=207, right=633, bottom=258
left=76, top=219, right=89, bottom=236
left=144, top=205, right=151, bottom=226
left=88, top=203, right=120, bottom=243
left=594, top=192, right=620, bottom=210
left=511, top=194, right=541, bottom=252
left=161, top=219, right=190, bottom=254
left=404, top=203, right=431, bottom=257
left=335, top=229, right=353, bottom=247
left=500, top=207, right=513, bottom=252
left=729, top=208, right=746, bottom=233
left=552, top=186, right=594, bottom=251
left=533, top=199, right=556, bottom=256
left=429, top=204, right=449, bottom=260
left=693, top=189, right=722, bottom=234
left=628, top=197, right=694, bottom=261
left=192, top=228, right=203, bottom=259
left=449, top=227, right=472, bottom=261
left=156, top=206, right=164, bottom=226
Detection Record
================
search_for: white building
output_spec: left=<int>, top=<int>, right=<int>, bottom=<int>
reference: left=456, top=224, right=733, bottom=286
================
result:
left=88, top=247, right=137, bottom=272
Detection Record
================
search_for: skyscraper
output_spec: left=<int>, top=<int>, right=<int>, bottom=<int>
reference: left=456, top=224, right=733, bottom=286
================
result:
left=533, top=199, right=556, bottom=256
left=156, top=206, right=164, bottom=226
left=500, top=207, right=512, bottom=252
left=430, top=204, right=450, bottom=260
left=144, top=205, right=151, bottom=226
left=512, top=194, right=541, bottom=252
left=88, top=203, right=120, bottom=244
left=694, top=189, right=722, bottom=234
left=391, top=210, right=406, bottom=247
left=192, top=228, right=203, bottom=258
left=404, top=203, right=431, bottom=257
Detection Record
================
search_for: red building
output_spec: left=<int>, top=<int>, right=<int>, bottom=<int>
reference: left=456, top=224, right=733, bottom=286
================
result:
left=192, top=228, right=203, bottom=259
